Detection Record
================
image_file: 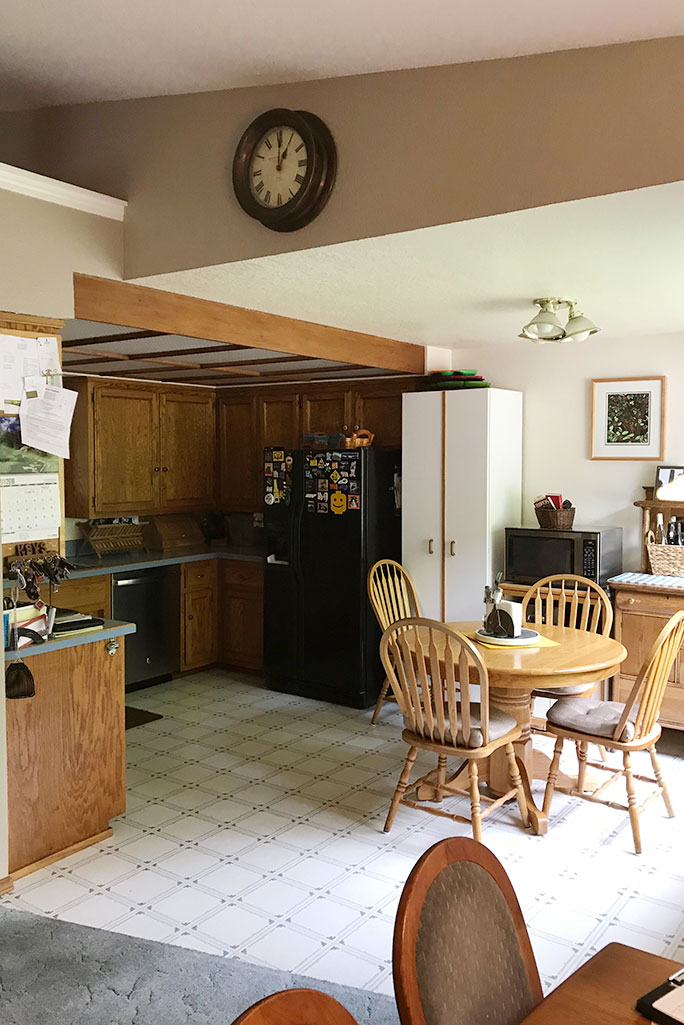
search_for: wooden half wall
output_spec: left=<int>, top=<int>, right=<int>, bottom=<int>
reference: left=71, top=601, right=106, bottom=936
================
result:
left=73, top=274, right=425, bottom=375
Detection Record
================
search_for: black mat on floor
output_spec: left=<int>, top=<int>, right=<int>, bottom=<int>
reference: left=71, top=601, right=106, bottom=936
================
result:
left=125, top=706, right=163, bottom=730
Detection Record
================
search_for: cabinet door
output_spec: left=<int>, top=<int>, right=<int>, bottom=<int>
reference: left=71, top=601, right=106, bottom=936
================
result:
left=354, top=387, right=403, bottom=448
left=401, top=392, right=443, bottom=620
left=218, top=396, right=259, bottom=511
left=93, top=386, right=160, bottom=515
left=160, top=390, right=216, bottom=511
left=301, top=390, right=352, bottom=440
left=260, top=393, right=300, bottom=449
left=182, top=587, right=217, bottom=670
left=51, top=574, right=111, bottom=619
left=221, top=592, right=264, bottom=669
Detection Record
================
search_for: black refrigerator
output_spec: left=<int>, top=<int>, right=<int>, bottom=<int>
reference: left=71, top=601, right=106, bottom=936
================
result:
left=263, top=446, right=401, bottom=708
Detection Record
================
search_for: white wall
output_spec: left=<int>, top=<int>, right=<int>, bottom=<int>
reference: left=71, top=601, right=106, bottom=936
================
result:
left=452, top=334, right=683, bottom=570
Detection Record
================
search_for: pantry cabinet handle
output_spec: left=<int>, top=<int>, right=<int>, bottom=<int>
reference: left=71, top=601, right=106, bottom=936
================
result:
left=428, top=539, right=434, bottom=554
left=449, top=541, right=456, bottom=556
left=154, top=466, right=160, bottom=472
left=162, top=466, right=168, bottom=472
left=188, top=614, right=194, bottom=621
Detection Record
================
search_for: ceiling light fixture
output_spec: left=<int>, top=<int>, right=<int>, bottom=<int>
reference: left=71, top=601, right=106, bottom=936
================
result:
left=519, top=298, right=600, bottom=344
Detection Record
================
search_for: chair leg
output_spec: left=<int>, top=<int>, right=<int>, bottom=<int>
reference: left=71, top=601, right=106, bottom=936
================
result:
left=371, top=677, right=391, bottom=725
left=384, top=746, right=417, bottom=833
left=597, top=745, right=608, bottom=763
left=623, top=750, right=642, bottom=855
left=505, top=743, right=529, bottom=828
left=577, top=741, right=589, bottom=793
left=649, top=745, right=675, bottom=818
left=543, top=736, right=564, bottom=816
left=468, top=760, right=482, bottom=843
left=434, top=754, right=447, bottom=803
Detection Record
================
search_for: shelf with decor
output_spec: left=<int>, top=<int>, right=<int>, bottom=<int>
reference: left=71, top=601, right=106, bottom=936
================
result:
left=634, top=498, right=684, bottom=572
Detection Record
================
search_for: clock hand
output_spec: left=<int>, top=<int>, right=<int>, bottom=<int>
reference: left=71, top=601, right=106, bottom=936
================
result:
left=281, top=131, right=294, bottom=162
left=276, top=129, right=283, bottom=171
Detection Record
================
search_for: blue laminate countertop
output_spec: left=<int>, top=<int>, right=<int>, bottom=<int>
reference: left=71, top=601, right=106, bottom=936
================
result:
left=5, top=618, right=136, bottom=660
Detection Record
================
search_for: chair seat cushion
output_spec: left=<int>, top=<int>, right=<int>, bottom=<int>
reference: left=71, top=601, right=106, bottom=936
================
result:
left=532, top=684, right=595, bottom=698
left=407, top=705, right=517, bottom=749
left=546, top=696, right=637, bottom=742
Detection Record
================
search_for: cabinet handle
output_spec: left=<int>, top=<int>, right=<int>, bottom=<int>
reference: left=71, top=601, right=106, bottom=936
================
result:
left=428, top=539, right=434, bottom=554
left=188, top=614, right=194, bottom=621
left=626, top=597, right=635, bottom=604
left=106, top=639, right=120, bottom=656
left=162, top=466, right=168, bottom=472
left=154, top=466, right=160, bottom=472
left=449, top=541, right=456, bottom=557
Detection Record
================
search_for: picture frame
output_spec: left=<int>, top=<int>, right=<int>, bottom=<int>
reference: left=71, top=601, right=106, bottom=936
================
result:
left=654, top=464, right=684, bottom=497
left=591, top=377, right=666, bottom=460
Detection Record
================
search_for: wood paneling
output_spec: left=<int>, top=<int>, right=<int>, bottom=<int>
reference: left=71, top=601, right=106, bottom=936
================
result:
left=218, top=395, right=259, bottom=511
left=50, top=574, right=111, bottom=619
left=74, top=274, right=425, bottom=374
left=301, top=390, right=352, bottom=438
left=6, top=639, right=126, bottom=873
left=160, top=390, right=216, bottom=510
left=93, top=385, right=160, bottom=515
left=260, top=393, right=300, bottom=449
left=220, top=561, right=264, bottom=670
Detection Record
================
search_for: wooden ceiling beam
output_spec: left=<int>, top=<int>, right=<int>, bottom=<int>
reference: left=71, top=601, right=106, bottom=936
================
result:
left=100, top=363, right=260, bottom=379
left=62, top=329, right=168, bottom=349
left=74, top=342, right=247, bottom=360
left=64, top=346, right=131, bottom=362
left=74, top=274, right=425, bottom=375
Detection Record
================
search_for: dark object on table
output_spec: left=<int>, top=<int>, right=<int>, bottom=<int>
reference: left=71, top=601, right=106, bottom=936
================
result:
left=485, top=605, right=517, bottom=637
left=535, top=506, right=576, bottom=530
left=637, top=966, right=684, bottom=1025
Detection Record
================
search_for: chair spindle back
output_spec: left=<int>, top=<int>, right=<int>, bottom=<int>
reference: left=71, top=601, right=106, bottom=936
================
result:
left=522, top=574, right=613, bottom=636
left=368, top=560, right=421, bottom=632
left=380, top=618, right=489, bottom=747
left=617, top=610, right=684, bottom=741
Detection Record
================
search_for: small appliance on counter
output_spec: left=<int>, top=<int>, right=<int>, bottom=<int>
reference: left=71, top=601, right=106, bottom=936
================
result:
left=505, top=525, right=622, bottom=588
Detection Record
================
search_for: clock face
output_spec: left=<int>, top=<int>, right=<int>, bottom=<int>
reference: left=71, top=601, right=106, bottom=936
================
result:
left=249, top=126, right=309, bottom=209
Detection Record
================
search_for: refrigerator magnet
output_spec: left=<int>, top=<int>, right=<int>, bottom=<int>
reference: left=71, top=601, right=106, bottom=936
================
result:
left=264, top=462, right=273, bottom=476
left=273, top=449, right=284, bottom=462
left=331, top=492, right=347, bottom=515
left=285, top=455, right=293, bottom=468
left=306, top=500, right=315, bottom=512
left=348, top=495, right=360, bottom=510
left=330, top=469, right=341, bottom=483
left=317, top=501, right=328, bottom=513
left=265, top=493, right=275, bottom=505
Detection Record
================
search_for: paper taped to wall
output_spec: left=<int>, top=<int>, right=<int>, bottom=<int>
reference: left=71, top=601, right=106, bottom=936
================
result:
left=19, top=385, right=77, bottom=459
left=0, top=473, right=61, bottom=542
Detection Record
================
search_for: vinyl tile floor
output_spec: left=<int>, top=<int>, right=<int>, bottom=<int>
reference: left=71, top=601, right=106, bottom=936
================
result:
left=3, top=669, right=684, bottom=996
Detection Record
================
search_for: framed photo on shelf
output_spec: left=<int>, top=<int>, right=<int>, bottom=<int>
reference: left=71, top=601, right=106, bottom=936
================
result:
left=654, top=464, right=684, bottom=498
left=591, top=377, right=666, bottom=460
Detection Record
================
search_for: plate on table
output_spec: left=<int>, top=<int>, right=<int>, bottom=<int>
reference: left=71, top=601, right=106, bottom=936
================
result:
left=474, top=628, right=540, bottom=647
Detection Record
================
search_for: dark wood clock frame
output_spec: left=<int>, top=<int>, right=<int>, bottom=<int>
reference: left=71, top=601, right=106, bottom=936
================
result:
left=232, top=108, right=337, bottom=232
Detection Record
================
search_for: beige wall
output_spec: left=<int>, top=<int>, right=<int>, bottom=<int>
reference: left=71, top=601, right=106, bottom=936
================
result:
left=1, top=38, right=684, bottom=281
left=0, top=191, right=123, bottom=319
left=454, top=335, right=683, bottom=570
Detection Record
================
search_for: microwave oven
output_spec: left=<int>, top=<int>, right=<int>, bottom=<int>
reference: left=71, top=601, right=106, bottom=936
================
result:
left=504, top=526, right=622, bottom=588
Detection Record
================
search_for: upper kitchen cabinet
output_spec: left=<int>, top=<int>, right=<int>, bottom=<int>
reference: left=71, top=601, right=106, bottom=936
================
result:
left=65, top=379, right=216, bottom=518
left=160, top=390, right=216, bottom=511
left=260, top=392, right=300, bottom=449
left=354, top=386, right=403, bottom=448
left=301, top=389, right=352, bottom=438
left=218, top=395, right=259, bottom=511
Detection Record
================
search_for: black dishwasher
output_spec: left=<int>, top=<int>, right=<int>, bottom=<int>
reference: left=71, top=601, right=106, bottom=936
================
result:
left=112, top=565, right=180, bottom=690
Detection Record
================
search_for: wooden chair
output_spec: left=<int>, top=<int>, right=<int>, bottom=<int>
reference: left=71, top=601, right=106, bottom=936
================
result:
left=522, top=574, right=613, bottom=757
left=393, top=837, right=543, bottom=1025
left=543, top=609, right=684, bottom=854
left=231, top=989, right=359, bottom=1025
left=368, top=559, right=422, bottom=724
left=381, top=617, right=529, bottom=842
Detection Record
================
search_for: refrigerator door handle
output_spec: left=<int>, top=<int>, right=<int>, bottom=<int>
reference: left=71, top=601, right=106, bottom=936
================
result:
left=267, top=554, right=289, bottom=565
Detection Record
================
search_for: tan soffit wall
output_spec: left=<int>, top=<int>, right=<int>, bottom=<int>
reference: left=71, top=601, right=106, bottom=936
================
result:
left=1, top=37, right=684, bottom=280
left=0, top=191, right=123, bottom=318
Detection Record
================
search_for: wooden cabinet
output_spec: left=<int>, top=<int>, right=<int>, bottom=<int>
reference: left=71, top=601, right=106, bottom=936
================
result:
left=160, top=390, right=216, bottom=510
left=219, top=560, right=264, bottom=670
left=6, top=638, right=126, bottom=874
left=65, top=379, right=216, bottom=518
left=49, top=574, right=111, bottom=619
left=611, top=581, right=684, bottom=729
left=218, top=395, right=259, bottom=511
left=301, top=389, right=352, bottom=438
left=181, top=560, right=218, bottom=670
left=354, top=386, right=403, bottom=448
left=260, top=392, right=300, bottom=449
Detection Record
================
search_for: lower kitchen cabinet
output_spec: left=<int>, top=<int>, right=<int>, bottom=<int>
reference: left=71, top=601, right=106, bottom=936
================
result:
left=50, top=573, right=112, bottom=619
left=181, top=560, right=218, bottom=670
left=6, top=638, right=126, bottom=875
left=219, top=561, right=264, bottom=670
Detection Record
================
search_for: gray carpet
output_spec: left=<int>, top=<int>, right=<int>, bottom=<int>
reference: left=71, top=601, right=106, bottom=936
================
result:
left=0, top=906, right=399, bottom=1025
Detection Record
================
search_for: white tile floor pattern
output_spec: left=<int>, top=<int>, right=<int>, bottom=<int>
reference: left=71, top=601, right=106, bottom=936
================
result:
left=3, top=669, right=684, bottom=997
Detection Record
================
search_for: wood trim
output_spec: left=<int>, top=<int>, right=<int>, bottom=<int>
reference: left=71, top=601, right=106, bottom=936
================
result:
left=0, top=876, right=13, bottom=896
left=0, top=311, right=64, bottom=335
left=62, top=329, right=166, bottom=348
left=101, top=365, right=259, bottom=380
left=9, top=829, right=113, bottom=881
left=74, top=274, right=426, bottom=374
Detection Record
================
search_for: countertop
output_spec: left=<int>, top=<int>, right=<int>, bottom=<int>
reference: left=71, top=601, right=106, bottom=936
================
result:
left=609, top=571, right=684, bottom=592
left=5, top=618, right=136, bottom=660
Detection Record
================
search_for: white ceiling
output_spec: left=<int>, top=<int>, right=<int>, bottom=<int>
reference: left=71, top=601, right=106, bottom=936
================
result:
left=136, top=182, right=684, bottom=350
left=2, top=1, right=684, bottom=110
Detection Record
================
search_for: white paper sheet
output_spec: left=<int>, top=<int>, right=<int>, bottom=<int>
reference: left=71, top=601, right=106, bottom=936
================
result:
left=0, top=334, right=40, bottom=411
left=0, top=473, right=61, bottom=542
left=19, top=385, right=77, bottom=459
left=37, top=336, right=62, bottom=384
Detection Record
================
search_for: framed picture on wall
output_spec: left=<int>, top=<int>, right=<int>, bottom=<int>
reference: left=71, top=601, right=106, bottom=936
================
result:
left=591, top=377, right=666, bottom=460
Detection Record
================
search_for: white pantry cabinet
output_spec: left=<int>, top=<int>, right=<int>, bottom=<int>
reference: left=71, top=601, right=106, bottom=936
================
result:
left=402, top=389, right=522, bottom=620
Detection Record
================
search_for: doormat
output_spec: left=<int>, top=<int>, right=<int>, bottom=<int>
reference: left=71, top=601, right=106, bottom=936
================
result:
left=125, top=706, right=163, bottom=730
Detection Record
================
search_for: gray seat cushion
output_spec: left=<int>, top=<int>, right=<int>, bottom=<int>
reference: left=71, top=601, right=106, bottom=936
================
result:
left=546, top=696, right=638, bottom=742
left=532, top=683, right=595, bottom=698
left=406, top=705, right=517, bottom=749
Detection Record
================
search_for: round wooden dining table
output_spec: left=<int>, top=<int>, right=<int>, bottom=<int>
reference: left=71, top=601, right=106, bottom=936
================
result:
left=443, top=621, right=628, bottom=835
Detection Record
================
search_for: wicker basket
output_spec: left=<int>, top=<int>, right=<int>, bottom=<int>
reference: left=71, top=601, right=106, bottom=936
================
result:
left=535, top=507, right=576, bottom=530
left=647, top=542, right=684, bottom=577
left=78, top=521, right=148, bottom=558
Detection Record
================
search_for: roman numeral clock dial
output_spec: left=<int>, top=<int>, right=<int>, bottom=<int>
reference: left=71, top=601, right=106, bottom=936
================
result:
left=232, top=109, right=337, bottom=232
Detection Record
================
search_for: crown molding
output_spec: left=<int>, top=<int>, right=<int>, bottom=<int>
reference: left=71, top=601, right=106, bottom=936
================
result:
left=0, top=162, right=127, bottom=221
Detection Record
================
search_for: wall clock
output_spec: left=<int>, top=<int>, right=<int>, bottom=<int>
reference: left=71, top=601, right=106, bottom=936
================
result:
left=232, top=108, right=337, bottom=232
